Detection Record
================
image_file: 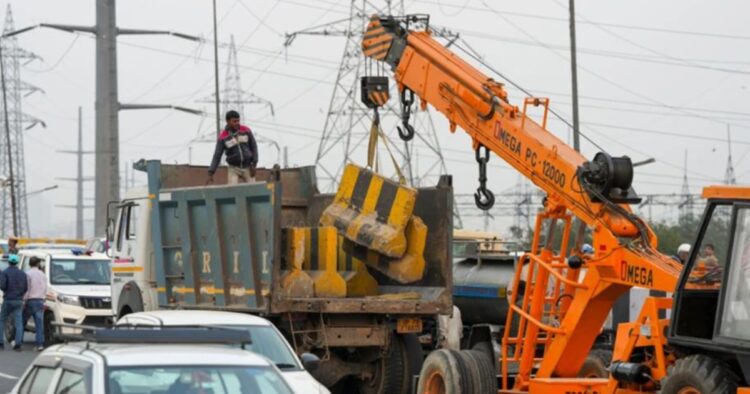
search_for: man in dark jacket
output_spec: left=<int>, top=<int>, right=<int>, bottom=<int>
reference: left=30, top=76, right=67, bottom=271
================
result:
left=207, top=110, right=258, bottom=184
left=0, top=254, right=27, bottom=351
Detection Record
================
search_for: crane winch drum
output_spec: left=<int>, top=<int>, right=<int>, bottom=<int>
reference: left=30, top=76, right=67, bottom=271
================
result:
left=578, top=152, right=642, bottom=204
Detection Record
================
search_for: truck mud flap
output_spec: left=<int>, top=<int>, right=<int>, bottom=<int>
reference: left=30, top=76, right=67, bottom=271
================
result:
left=319, top=164, right=417, bottom=258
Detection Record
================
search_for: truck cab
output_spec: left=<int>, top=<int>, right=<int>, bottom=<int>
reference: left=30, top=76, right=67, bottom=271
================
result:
left=17, top=249, right=115, bottom=343
left=108, top=187, right=155, bottom=318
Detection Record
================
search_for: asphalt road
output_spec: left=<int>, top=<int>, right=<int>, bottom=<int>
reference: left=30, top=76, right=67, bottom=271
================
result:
left=0, top=333, right=41, bottom=393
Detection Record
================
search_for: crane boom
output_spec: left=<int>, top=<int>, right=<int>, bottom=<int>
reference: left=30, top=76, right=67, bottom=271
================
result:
left=362, top=15, right=684, bottom=389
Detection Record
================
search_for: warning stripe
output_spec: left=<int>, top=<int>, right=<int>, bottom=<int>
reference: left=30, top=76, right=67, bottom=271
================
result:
left=320, top=164, right=417, bottom=257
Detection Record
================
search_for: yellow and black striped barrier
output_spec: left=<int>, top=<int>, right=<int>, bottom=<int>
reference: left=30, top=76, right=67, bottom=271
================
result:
left=282, top=226, right=346, bottom=298
left=342, top=216, right=428, bottom=284
left=337, top=235, right=379, bottom=297
left=320, top=164, right=417, bottom=258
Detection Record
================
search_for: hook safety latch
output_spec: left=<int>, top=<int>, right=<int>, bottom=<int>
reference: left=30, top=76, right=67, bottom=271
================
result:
left=474, top=144, right=495, bottom=210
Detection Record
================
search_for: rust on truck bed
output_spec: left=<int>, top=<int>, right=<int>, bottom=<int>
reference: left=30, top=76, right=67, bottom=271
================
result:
left=144, top=161, right=452, bottom=316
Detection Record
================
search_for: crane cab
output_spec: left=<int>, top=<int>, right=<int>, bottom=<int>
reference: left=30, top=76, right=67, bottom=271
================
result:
left=665, top=185, right=750, bottom=392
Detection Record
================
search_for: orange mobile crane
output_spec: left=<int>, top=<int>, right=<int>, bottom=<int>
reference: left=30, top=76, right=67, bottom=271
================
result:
left=361, top=14, right=750, bottom=394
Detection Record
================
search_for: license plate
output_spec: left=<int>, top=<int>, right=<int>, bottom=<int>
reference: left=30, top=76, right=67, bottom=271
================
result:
left=396, top=318, right=423, bottom=334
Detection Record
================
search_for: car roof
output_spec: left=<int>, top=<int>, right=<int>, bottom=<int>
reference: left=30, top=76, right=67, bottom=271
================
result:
left=45, top=342, right=272, bottom=367
left=118, top=310, right=273, bottom=327
left=19, top=250, right=110, bottom=260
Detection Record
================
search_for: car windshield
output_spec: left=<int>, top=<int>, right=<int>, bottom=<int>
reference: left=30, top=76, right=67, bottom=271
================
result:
left=49, top=258, right=111, bottom=285
left=108, top=366, right=293, bottom=394
left=216, top=325, right=301, bottom=371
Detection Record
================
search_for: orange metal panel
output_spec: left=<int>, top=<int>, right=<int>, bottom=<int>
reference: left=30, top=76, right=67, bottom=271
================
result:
left=702, top=185, right=750, bottom=200
left=529, top=378, right=608, bottom=393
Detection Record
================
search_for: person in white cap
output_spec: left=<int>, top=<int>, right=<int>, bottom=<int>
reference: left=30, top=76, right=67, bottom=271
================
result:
left=675, top=243, right=691, bottom=264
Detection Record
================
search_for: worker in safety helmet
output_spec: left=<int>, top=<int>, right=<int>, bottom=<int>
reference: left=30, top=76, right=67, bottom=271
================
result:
left=207, top=110, right=258, bottom=185
left=673, top=243, right=690, bottom=264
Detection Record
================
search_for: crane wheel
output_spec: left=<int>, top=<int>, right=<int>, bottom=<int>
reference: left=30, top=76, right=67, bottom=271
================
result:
left=578, top=349, right=613, bottom=378
left=465, top=350, right=499, bottom=394
left=417, top=349, right=462, bottom=394
left=661, top=355, right=739, bottom=394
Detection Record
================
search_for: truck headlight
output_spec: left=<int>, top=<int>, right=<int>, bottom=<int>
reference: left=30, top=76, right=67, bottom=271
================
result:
left=57, top=294, right=80, bottom=306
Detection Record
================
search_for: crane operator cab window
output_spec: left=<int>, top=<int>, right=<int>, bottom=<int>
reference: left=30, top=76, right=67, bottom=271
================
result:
left=673, top=203, right=732, bottom=340
left=719, top=206, right=750, bottom=341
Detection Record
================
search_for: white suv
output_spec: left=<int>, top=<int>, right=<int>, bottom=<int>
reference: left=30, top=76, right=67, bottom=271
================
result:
left=17, top=249, right=115, bottom=343
left=10, top=327, right=295, bottom=394
left=117, top=310, right=331, bottom=394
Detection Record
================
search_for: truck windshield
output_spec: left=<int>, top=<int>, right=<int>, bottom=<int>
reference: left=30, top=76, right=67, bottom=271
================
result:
left=221, top=325, right=301, bottom=371
left=108, top=366, right=292, bottom=394
left=49, top=259, right=111, bottom=285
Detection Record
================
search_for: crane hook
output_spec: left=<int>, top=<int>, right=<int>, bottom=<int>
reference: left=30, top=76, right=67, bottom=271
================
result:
left=474, top=187, right=495, bottom=211
left=474, top=144, right=495, bottom=210
left=397, top=88, right=416, bottom=141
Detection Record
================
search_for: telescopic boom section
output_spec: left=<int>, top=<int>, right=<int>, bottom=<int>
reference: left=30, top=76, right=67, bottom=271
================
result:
left=363, top=15, right=684, bottom=386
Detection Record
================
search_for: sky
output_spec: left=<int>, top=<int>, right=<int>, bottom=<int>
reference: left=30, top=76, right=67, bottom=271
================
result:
left=4, top=0, right=750, bottom=238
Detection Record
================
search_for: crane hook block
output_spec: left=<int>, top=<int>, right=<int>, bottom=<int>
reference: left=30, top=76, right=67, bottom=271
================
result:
left=361, top=76, right=390, bottom=109
left=578, top=152, right=641, bottom=204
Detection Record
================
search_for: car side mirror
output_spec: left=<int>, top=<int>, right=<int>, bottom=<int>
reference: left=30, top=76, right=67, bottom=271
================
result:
left=300, top=353, right=320, bottom=373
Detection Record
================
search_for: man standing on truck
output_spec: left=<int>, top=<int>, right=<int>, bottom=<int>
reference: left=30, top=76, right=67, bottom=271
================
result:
left=207, top=110, right=258, bottom=185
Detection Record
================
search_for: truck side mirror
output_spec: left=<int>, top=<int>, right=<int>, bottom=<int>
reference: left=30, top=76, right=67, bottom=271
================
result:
left=106, top=218, right=115, bottom=243
left=300, top=352, right=320, bottom=373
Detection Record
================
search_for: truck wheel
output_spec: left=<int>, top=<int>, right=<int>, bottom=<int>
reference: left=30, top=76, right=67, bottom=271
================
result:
left=359, top=334, right=404, bottom=394
left=466, top=350, right=498, bottom=393
left=399, top=334, right=424, bottom=394
left=454, top=350, right=477, bottom=393
left=417, top=349, right=461, bottom=394
left=661, top=355, right=739, bottom=394
left=578, top=349, right=612, bottom=378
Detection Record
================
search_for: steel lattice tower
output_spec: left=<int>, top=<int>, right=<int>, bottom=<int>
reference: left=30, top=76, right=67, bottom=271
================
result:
left=200, top=35, right=274, bottom=127
left=0, top=6, right=43, bottom=237
left=725, top=125, right=736, bottom=185
left=679, top=149, right=693, bottom=220
left=312, top=0, right=462, bottom=226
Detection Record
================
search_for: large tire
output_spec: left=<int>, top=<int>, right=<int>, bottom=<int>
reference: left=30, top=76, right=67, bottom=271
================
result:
left=359, top=334, right=405, bottom=394
left=417, top=349, right=462, bottom=394
left=578, top=349, right=612, bottom=378
left=399, top=334, right=424, bottom=394
left=466, top=350, right=498, bottom=394
left=661, top=355, right=739, bottom=394
left=453, top=350, right=476, bottom=394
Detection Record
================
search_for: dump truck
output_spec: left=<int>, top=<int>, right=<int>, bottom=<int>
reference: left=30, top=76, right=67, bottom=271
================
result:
left=108, top=160, right=453, bottom=393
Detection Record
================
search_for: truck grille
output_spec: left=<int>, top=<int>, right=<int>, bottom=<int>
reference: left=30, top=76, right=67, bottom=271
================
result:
left=79, top=296, right=112, bottom=310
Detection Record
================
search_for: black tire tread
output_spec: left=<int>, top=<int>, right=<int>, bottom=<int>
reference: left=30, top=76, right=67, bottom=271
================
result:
left=453, top=350, right=477, bottom=394
left=661, top=354, right=739, bottom=394
left=417, top=349, right=461, bottom=394
left=578, top=349, right=612, bottom=378
left=467, top=349, right=499, bottom=394
left=399, top=334, right=423, bottom=394
left=360, top=333, right=405, bottom=394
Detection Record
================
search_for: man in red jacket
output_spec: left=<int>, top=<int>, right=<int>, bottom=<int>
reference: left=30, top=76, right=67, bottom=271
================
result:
left=207, top=110, right=259, bottom=184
